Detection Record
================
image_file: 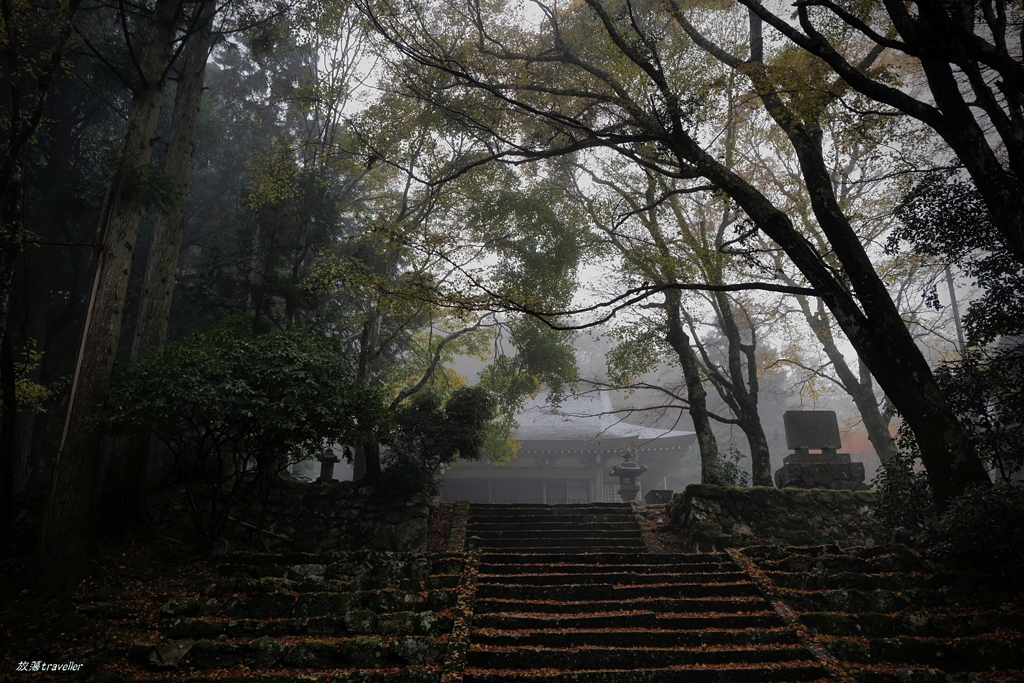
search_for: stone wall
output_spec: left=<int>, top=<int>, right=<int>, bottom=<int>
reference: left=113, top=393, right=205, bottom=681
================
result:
left=668, top=484, right=878, bottom=552
left=150, top=480, right=436, bottom=553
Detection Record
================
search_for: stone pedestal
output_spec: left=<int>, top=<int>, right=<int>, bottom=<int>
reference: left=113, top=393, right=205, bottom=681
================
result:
left=774, top=461, right=866, bottom=489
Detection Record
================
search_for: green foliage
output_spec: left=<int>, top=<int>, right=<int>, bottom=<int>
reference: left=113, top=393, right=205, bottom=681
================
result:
left=870, top=424, right=937, bottom=532
left=380, top=386, right=495, bottom=496
left=12, top=340, right=62, bottom=412
left=890, top=171, right=1024, bottom=344
left=474, top=316, right=579, bottom=465
left=934, top=344, right=1024, bottom=482
left=872, top=425, right=1023, bottom=573
left=719, top=444, right=750, bottom=487
left=932, top=483, right=1024, bottom=572
left=99, top=320, right=381, bottom=548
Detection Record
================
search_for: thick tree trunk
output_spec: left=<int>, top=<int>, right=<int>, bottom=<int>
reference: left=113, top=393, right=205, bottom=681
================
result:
left=37, top=0, right=181, bottom=598
left=98, top=0, right=216, bottom=535
left=1, top=330, right=16, bottom=538
left=664, top=292, right=721, bottom=485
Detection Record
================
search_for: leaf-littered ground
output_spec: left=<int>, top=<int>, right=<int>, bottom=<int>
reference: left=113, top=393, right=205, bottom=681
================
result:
left=0, top=502, right=461, bottom=682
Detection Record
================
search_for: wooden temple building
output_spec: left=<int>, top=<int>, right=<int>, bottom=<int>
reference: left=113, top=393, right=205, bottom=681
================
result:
left=438, top=392, right=697, bottom=503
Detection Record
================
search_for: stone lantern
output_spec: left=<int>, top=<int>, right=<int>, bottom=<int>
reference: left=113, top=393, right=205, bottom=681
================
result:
left=318, top=452, right=341, bottom=483
left=608, top=451, right=647, bottom=502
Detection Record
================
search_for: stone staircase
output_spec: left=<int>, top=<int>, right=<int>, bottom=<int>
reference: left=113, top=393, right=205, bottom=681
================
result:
left=462, top=503, right=835, bottom=682
left=117, top=552, right=465, bottom=682
left=739, top=544, right=1024, bottom=683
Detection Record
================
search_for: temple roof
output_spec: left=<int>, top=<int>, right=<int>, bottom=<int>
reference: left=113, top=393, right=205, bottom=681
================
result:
left=514, top=391, right=694, bottom=450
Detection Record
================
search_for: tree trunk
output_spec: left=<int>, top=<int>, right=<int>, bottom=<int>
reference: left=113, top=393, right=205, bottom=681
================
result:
left=663, top=291, right=721, bottom=485
left=795, top=296, right=897, bottom=464
left=856, top=357, right=897, bottom=465
left=37, top=0, right=181, bottom=598
left=677, top=72, right=990, bottom=504
left=98, top=0, right=216, bottom=535
left=679, top=292, right=772, bottom=487
left=1, top=330, right=16, bottom=538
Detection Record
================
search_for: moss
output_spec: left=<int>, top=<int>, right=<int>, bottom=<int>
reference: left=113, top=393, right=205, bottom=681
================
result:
left=690, top=520, right=723, bottom=542
left=344, top=609, right=379, bottom=634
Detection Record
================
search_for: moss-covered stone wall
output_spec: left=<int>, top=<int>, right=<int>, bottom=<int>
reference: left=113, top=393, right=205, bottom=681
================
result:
left=150, top=480, right=436, bottom=553
left=668, top=484, right=878, bottom=551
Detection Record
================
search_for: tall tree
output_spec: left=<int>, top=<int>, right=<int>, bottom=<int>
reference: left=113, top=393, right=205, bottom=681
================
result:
left=0, top=0, right=84, bottom=334
left=360, top=0, right=991, bottom=504
left=736, top=0, right=1024, bottom=269
left=97, top=0, right=218, bottom=533
left=0, top=0, right=85, bottom=535
left=38, top=0, right=182, bottom=596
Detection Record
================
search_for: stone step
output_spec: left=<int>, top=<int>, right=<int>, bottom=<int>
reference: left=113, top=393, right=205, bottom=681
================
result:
left=471, top=611, right=787, bottom=631
left=822, top=635, right=1024, bottom=669
left=474, top=582, right=762, bottom=601
left=471, top=627, right=800, bottom=648
left=479, top=552, right=731, bottom=565
left=468, top=501, right=630, bottom=507
left=215, top=552, right=465, bottom=573
left=798, top=610, right=1021, bottom=638
left=468, top=522, right=639, bottom=532
left=196, top=573, right=460, bottom=597
left=124, top=667, right=441, bottom=683
left=775, top=588, right=973, bottom=613
left=136, top=635, right=446, bottom=670
left=215, top=589, right=457, bottom=620
left=471, top=513, right=636, bottom=523
left=162, top=611, right=455, bottom=640
left=467, top=530, right=641, bottom=540
left=476, top=571, right=751, bottom=585
left=473, top=596, right=769, bottom=615
left=466, top=644, right=815, bottom=669
left=745, top=548, right=931, bottom=575
left=462, top=663, right=829, bottom=683
left=472, top=538, right=646, bottom=549
left=478, top=561, right=739, bottom=575
left=764, top=571, right=935, bottom=591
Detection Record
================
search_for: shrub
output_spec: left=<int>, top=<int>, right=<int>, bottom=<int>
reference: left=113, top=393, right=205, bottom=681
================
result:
left=932, top=482, right=1024, bottom=573
left=380, top=386, right=495, bottom=497
left=100, top=321, right=380, bottom=548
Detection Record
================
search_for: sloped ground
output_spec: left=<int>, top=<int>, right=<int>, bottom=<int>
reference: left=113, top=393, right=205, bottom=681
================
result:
left=735, top=544, right=1024, bottom=683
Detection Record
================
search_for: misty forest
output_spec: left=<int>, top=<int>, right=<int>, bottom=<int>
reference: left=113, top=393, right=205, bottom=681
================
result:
left=1, top=0, right=1023, bottom=681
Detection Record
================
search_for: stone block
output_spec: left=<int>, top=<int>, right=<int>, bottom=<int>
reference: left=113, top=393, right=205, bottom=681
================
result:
left=775, top=462, right=866, bottom=490
left=643, top=489, right=673, bottom=504
left=784, top=451, right=852, bottom=464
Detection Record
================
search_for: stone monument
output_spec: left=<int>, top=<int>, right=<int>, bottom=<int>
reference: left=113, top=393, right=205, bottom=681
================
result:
left=774, top=411, right=867, bottom=490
